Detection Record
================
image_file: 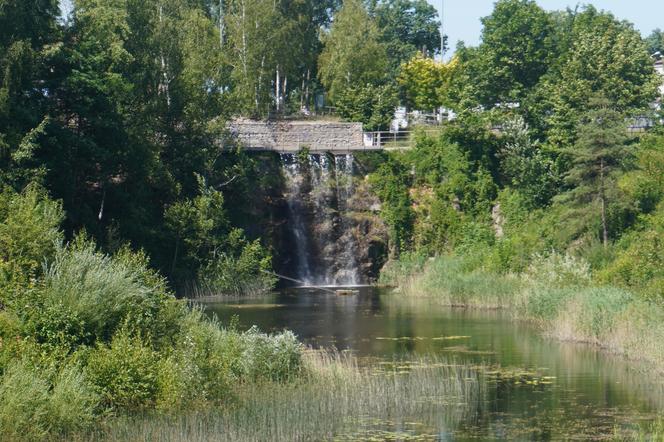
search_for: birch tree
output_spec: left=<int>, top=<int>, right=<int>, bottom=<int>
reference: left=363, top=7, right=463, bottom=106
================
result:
left=318, top=0, right=388, bottom=102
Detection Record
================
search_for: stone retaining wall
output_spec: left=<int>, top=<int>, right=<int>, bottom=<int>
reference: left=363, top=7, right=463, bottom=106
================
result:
left=228, top=119, right=365, bottom=152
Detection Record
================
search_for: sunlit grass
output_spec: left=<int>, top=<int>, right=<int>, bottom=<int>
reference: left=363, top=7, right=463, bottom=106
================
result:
left=87, top=350, right=486, bottom=442
left=383, top=255, right=664, bottom=371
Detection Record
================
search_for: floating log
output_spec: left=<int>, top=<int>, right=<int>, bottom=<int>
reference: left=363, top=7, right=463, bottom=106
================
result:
left=336, top=289, right=359, bottom=296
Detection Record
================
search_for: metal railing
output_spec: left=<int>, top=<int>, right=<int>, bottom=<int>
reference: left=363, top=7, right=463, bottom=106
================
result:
left=226, top=128, right=443, bottom=152
left=362, top=129, right=441, bottom=151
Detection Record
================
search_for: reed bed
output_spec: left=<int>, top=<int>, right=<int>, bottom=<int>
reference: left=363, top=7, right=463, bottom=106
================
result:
left=87, top=350, right=486, bottom=442
left=383, top=255, right=664, bottom=371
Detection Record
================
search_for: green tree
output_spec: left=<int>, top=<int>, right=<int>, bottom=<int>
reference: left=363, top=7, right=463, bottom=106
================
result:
left=318, top=0, right=388, bottom=101
left=224, top=0, right=286, bottom=115
left=462, top=0, right=556, bottom=107
left=369, top=0, right=443, bottom=72
left=499, top=117, right=559, bottom=208
left=164, top=177, right=229, bottom=282
left=223, top=0, right=328, bottom=116
left=369, top=157, right=414, bottom=257
left=335, top=83, right=398, bottom=131
left=397, top=54, right=457, bottom=111
left=645, top=29, right=664, bottom=54
left=0, top=0, right=60, bottom=188
left=545, top=7, right=658, bottom=147
left=556, top=98, right=630, bottom=247
left=38, top=0, right=137, bottom=237
left=620, top=133, right=664, bottom=214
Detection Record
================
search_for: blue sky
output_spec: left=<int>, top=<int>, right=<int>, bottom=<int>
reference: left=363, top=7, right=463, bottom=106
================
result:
left=428, top=0, right=664, bottom=51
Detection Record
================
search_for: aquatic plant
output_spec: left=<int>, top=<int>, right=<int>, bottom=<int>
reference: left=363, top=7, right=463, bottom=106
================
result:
left=90, top=351, right=486, bottom=442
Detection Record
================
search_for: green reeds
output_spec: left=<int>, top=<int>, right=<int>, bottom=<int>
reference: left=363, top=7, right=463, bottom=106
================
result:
left=90, top=351, right=485, bottom=442
left=385, top=255, right=664, bottom=370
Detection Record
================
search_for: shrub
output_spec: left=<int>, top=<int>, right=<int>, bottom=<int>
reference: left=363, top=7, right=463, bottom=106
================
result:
left=0, top=185, right=63, bottom=302
left=45, top=363, right=99, bottom=435
left=0, top=360, right=98, bottom=441
left=85, top=328, right=160, bottom=410
left=240, top=327, right=303, bottom=382
left=523, top=251, right=591, bottom=287
left=0, top=310, right=22, bottom=339
left=165, top=310, right=240, bottom=405
left=25, top=300, right=90, bottom=352
left=41, top=238, right=169, bottom=343
left=154, top=351, right=202, bottom=411
left=0, top=360, right=50, bottom=441
left=199, top=231, right=276, bottom=296
left=599, top=206, right=664, bottom=303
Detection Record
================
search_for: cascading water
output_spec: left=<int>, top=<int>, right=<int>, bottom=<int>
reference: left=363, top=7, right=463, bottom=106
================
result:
left=280, top=152, right=362, bottom=287
left=281, top=154, right=314, bottom=285
left=334, top=154, right=360, bottom=286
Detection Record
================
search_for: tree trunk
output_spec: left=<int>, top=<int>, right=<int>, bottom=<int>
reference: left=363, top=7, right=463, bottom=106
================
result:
left=171, top=239, right=179, bottom=275
left=219, top=0, right=224, bottom=45
left=305, top=68, right=311, bottom=110
left=276, top=66, right=281, bottom=112
left=601, top=194, right=608, bottom=247
left=600, top=157, right=608, bottom=247
left=283, top=74, right=287, bottom=111
left=158, top=4, right=171, bottom=107
left=300, top=72, right=305, bottom=109
left=241, top=1, right=247, bottom=77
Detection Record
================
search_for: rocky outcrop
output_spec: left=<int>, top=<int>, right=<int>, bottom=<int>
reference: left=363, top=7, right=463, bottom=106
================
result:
left=227, top=151, right=388, bottom=286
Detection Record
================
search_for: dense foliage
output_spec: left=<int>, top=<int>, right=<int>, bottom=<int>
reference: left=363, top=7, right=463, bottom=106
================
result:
left=368, top=1, right=664, bottom=307
left=0, top=0, right=445, bottom=288
left=0, top=187, right=303, bottom=440
left=2, top=0, right=664, bottom=438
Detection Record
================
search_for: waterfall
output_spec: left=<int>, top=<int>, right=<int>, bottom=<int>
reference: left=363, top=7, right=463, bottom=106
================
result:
left=280, top=152, right=362, bottom=287
left=281, top=154, right=314, bottom=285
left=334, top=154, right=360, bottom=286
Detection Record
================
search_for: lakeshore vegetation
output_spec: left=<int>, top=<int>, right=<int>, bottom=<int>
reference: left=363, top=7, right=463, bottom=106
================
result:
left=366, top=2, right=664, bottom=372
left=2, top=0, right=664, bottom=439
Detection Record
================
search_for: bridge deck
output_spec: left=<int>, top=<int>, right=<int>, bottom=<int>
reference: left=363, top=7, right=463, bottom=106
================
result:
left=228, top=119, right=425, bottom=152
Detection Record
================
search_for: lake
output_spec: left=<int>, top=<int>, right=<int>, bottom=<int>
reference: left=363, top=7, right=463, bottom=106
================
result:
left=203, top=287, right=664, bottom=440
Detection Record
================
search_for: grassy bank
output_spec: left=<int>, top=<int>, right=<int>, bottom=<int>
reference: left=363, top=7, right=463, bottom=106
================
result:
left=88, top=351, right=485, bottom=442
left=381, top=254, right=664, bottom=370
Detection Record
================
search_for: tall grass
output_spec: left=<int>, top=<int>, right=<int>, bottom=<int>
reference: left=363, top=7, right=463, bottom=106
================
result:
left=89, top=351, right=485, bottom=442
left=613, top=419, right=664, bottom=441
left=384, top=254, right=664, bottom=370
left=385, top=256, right=522, bottom=308
left=0, top=360, right=98, bottom=441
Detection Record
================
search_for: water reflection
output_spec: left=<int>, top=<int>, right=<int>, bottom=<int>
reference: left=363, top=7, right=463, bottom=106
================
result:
left=203, top=287, right=664, bottom=439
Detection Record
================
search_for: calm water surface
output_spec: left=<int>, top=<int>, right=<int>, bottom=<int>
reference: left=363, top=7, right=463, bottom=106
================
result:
left=203, top=287, right=664, bottom=440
